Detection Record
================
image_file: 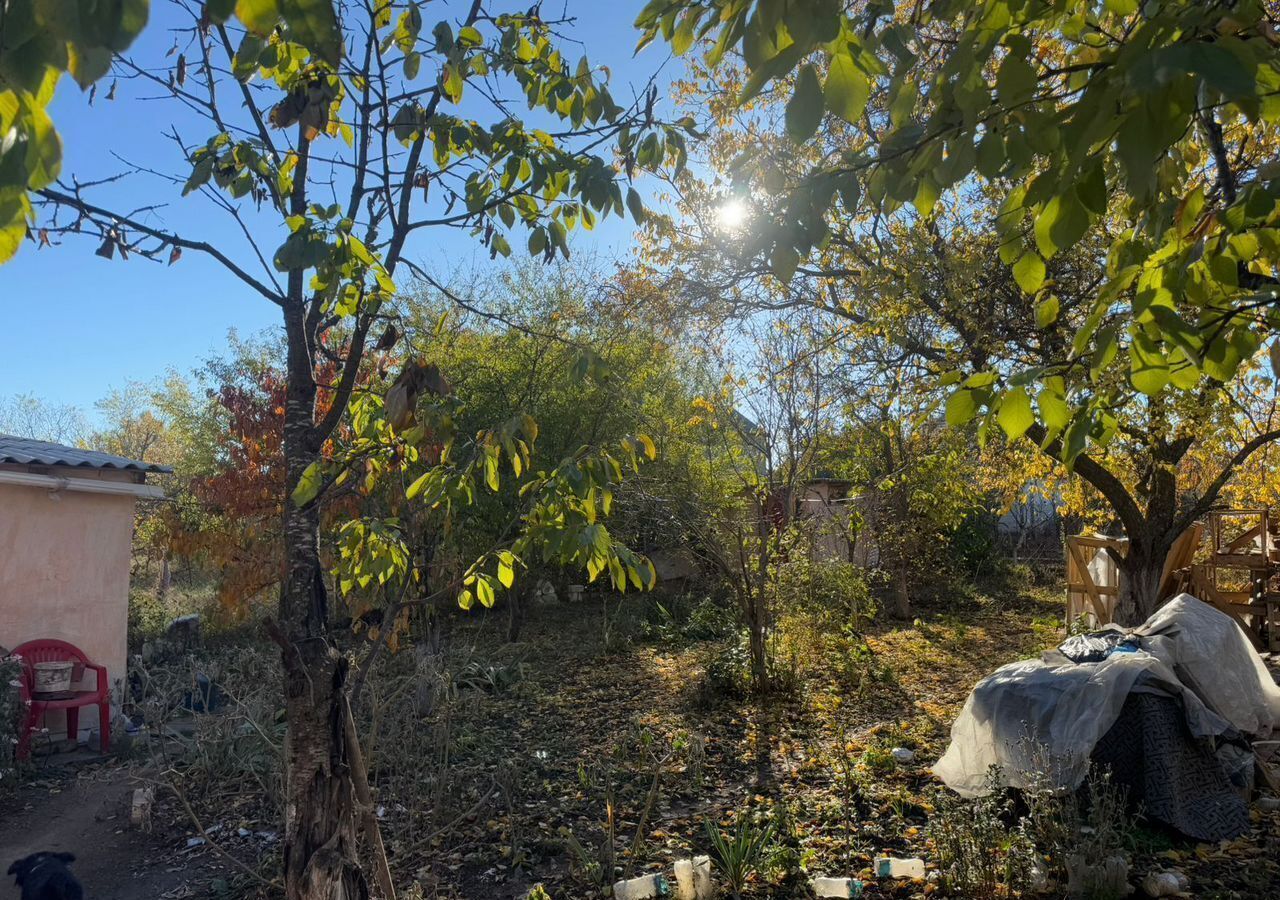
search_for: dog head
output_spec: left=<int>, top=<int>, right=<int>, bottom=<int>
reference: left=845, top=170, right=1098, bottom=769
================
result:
left=8, top=852, right=75, bottom=885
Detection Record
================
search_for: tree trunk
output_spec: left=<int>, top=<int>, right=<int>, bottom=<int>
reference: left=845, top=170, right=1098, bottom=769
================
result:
left=1114, top=545, right=1167, bottom=627
left=279, top=304, right=369, bottom=900
left=745, top=585, right=769, bottom=695
left=155, top=554, right=171, bottom=602
left=507, top=582, right=526, bottom=643
left=890, top=563, right=911, bottom=619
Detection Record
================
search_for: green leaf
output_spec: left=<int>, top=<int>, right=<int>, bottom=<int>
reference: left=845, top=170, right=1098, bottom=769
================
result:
left=824, top=52, right=869, bottom=124
left=1035, top=295, right=1060, bottom=329
left=0, top=194, right=28, bottom=265
left=996, top=53, right=1037, bottom=107
left=1129, top=330, right=1169, bottom=395
left=996, top=387, right=1035, bottom=440
left=235, top=0, right=282, bottom=35
left=626, top=187, right=646, bottom=223
left=291, top=460, right=325, bottom=507
left=1184, top=42, right=1256, bottom=100
left=1034, top=191, right=1090, bottom=258
left=405, top=472, right=430, bottom=500
left=476, top=576, right=495, bottom=607
left=281, top=0, right=343, bottom=66
left=785, top=64, right=824, bottom=142
left=770, top=242, right=800, bottom=282
left=945, top=388, right=977, bottom=427
left=1012, top=252, right=1045, bottom=294
left=207, top=0, right=238, bottom=23
left=1037, top=378, right=1071, bottom=431
left=671, top=10, right=697, bottom=56
left=484, top=450, right=499, bottom=491
left=497, top=555, right=515, bottom=589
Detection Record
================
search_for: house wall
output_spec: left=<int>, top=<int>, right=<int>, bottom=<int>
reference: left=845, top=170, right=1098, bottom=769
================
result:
left=797, top=482, right=852, bottom=563
left=0, top=477, right=136, bottom=741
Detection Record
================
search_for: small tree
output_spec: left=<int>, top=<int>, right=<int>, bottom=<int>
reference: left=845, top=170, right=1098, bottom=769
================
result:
left=29, top=3, right=686, bottom=895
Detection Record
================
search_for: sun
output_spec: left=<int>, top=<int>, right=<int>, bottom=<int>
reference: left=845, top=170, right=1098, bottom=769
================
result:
left=715, top=198, right=750, bottom=232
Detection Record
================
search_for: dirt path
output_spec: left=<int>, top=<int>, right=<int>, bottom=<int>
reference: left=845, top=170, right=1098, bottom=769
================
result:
left=0, top=768, right=200, bottom=900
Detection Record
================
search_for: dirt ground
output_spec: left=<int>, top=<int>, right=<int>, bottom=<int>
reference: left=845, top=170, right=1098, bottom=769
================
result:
left=0, top=763, right=229, bottom=900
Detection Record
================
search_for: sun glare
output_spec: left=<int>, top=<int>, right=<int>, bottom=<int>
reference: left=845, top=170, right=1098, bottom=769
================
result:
left=716, top=198, right=750, bottom=232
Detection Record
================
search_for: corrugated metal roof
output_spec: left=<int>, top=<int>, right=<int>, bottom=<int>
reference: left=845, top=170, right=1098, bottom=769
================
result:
left=0, top=433, right=173, bottom=474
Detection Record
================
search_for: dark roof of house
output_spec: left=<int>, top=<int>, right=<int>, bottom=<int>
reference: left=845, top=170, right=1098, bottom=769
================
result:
left=0, top=433, right=173, bottom=474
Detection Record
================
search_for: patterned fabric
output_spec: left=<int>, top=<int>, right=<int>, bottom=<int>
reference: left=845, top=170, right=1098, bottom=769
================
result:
left=1091, top=685, right=1249, bottom=842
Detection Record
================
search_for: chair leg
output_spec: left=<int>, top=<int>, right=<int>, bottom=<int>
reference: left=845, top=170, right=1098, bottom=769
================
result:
left=98, top=701, right=111, bottom=754
left=66, top=707, right=79, bottom=745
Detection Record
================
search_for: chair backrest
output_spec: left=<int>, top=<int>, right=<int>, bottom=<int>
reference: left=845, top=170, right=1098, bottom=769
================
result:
left=11, top=639, right=90, bottom=684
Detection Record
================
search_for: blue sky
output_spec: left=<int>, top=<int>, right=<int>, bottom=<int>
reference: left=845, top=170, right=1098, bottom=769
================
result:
left=0, top=2, right=683, bottom=417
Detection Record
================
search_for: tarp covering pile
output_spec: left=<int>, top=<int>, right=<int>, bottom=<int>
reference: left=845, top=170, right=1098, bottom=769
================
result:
left=934, top=595, right=1280, bottom=840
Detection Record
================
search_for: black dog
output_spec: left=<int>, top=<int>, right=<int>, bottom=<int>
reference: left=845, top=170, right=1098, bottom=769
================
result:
left=7, top=852, right=83, bottom=900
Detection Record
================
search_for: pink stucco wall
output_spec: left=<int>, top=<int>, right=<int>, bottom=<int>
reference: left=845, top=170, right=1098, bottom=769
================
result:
left=0, top=475, right=137, bottom=741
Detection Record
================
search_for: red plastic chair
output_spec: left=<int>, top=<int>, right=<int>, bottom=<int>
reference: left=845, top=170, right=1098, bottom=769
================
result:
left=12, top=639, right=111, bottom=759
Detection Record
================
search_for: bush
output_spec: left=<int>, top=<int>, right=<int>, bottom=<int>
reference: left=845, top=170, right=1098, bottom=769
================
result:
left=683, top=595, right=738, bottom=640
left=702, top=638, right=753, bottom=700
left=700, top=634, right=801, bottom=701
left=931, top=769, right=1037, bottom=899
left=931, top=764, right=1141, bottom=900
left=641, top=594, right=737, bottom=644
left=1023, top=766, right=1138, bottom=900
left=771, top=553, right=875, bottom=633
left=0, top=655, right=24, bottom=790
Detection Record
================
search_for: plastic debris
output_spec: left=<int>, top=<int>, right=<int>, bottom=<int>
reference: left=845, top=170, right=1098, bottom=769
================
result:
left=1065, top=854, right=1130, bottom=898
left=1255, top=795, right=1280, bottom=812
left=873, top=856, right=925, bottom=879
left=1141, top=869, right=1189, bottom=897
left=613, top=873, right=671, bottom=899
left=813, top=875, right=864, bottom=897
left=673, top=856, right=713, bottom=900
left=130, top=787, right=154, bottom=827
left=890, top=747, right=915, bottom=764
left=1029, top=859, right=1051, bottom=892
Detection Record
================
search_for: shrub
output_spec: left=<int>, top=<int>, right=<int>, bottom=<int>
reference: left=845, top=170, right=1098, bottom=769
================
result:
left=702, top=639, right=752, bottom=700
left=683, top=595, right=738, bottom=640
left=700, top=634, right=801, bottom=701
left=641, top=594, right=736, bottom=644
left=931, top=770, right=1037, bottom=899
left=0, top=655, right=24, bottom=790
left=859, top=745, right=897, bottom=776
left=771, top=553, right=876, bottom=633
left=1023, top=766, right=1138, bottom=900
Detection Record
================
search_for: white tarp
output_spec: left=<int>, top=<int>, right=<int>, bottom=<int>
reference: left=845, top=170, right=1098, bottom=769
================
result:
left=933, top=594, right=1280, bottom=798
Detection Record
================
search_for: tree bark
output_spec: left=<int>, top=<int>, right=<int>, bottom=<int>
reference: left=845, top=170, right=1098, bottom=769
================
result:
left=890, top=564, right=911, bottom=619
left=279, top=295, right=370, bottom=899
left=746, top=591, right=769, bottom=695
left=1115, top=545, right=1167, bottom=627
left=506, top=582, right=526, bottom=643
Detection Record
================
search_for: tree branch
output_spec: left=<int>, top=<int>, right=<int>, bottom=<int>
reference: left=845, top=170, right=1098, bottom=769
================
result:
left=1026, top=422, right=1147, bottom=541
left=311, top=309, right=376, bottom=448
left=37, top=187, right=285, bottom=305
left=1176, top=426, right=1280, bottom=533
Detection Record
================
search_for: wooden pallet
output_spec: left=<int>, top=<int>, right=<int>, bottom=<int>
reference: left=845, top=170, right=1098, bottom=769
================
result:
left=1065, top=525, right=1202, bottom=627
